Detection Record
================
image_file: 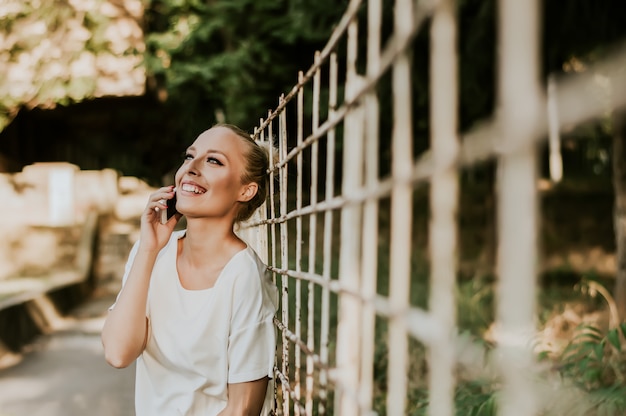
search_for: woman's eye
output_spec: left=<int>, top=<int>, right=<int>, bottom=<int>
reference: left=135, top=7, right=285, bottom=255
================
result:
left=183, top=152, right=194, bottom=160
left=207, top=157, right=223, bottom=165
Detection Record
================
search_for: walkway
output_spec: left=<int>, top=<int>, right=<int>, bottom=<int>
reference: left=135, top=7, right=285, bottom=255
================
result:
left=0, top=173, right=150, bottom=416
left=0, top=286, right=135, bottom=416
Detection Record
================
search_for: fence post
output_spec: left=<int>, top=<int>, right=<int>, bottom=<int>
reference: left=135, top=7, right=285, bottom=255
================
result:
left=335, top=15, right=365, bottom=416
left=496, top=1, right=542, bottom=415
left=319, top=51, right=338, bottom=416
left=386, top=0, right=414, bottom=414
left=428, top=0, right=459, bottom=414
left=359, top=0, right=382, bottom=410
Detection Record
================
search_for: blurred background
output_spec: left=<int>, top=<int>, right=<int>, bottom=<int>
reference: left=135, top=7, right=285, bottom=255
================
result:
left=0, top=0, right=625, bottom=415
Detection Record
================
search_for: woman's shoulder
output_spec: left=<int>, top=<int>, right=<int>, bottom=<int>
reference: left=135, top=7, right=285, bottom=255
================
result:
left=224, top=247, right=273, bottom=288
left=226, top=246, right=264, bottom=280
left=225, top=246, right=278, bottom=314
left=241, top=247, right=278, bottom=303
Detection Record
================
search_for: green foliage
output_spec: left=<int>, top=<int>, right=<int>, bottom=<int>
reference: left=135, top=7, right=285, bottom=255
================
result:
left=0, top=0, right=144, bottom=132
left=456, top=277, right=495, bottom=336
left=409, top=321, right=626, bottom=416
left=528, top=321, right=626, bottom=415
left=558, top=322, right=626, bottom=392
left=143, top=0, right=347, bottom=137
left=453, top=380, right=497, bottom=416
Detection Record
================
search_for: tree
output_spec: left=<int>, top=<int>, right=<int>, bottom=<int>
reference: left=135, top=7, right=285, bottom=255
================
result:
left=143, top=0, right=346, bottom=139
left=0, top=0, right=144, bottom=132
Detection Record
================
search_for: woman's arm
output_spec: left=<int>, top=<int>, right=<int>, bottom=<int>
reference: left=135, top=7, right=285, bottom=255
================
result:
left=101, top=247, right=158, bottom=368
left=218, top=378, right=269, bottom=416
left=101, top=186, right=180, bottom=368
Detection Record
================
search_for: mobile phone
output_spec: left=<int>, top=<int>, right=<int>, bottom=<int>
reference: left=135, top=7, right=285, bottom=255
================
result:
left=160, top=193, right=178, bottom=224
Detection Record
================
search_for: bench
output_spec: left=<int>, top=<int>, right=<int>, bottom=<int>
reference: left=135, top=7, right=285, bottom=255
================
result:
left=0, top=211, right=98, bottom=354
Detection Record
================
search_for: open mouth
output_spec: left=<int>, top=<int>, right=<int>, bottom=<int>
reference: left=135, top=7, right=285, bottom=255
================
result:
left=181, top=183, right=207, bottom=194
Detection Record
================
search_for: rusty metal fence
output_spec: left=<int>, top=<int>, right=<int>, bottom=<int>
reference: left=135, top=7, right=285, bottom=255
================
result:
left=239, top=0, right=626, bottom=414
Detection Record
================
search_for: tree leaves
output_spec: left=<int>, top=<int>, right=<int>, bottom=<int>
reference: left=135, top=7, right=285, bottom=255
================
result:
left=143, top=0, right=346, bottom=135
left=0, top=0, right=145, bottom=131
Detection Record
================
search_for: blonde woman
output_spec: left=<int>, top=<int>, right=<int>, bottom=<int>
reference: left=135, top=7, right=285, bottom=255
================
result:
left=102, top=124, right=278, bottom=415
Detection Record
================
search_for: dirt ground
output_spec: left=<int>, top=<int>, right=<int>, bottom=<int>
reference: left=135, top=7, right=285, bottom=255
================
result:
left=0, top=287, right=135, bottom=416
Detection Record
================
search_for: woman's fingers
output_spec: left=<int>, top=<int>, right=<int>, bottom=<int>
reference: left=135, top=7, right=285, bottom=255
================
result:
left=152, top=186, right=175, bottom=203
left=139, top=186, right=178, bottom=251
left=147, top=186, right=175, bottom=213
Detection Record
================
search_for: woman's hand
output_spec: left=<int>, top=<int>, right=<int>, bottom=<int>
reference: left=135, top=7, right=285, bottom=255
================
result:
left=102, top=185, right=181, bottom=367
left=139, top=185, right=181, bottom=252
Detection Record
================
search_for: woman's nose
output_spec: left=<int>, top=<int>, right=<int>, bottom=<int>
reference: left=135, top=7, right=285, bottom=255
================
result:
left=184, top=158, right=200, bottom=176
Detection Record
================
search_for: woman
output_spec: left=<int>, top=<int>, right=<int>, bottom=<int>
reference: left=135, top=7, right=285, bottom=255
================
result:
left=102, top=124, right=278, bottom=416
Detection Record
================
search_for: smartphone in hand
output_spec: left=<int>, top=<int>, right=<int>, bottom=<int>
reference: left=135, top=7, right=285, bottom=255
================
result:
left=160, top=192, right=178, bottom=224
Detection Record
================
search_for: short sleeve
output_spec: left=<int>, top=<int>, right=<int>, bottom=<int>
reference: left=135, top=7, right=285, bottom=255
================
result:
left=227, top=256, right=277, bottom=383
left=227, top=318, right=276, bottom=383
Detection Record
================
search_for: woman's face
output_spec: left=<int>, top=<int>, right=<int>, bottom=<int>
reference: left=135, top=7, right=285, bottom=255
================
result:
left=174, top=126, right=253, bottom=221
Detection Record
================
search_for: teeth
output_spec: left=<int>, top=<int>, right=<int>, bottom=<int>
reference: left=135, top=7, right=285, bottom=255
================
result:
left=181, top=183, right=205, bottom=194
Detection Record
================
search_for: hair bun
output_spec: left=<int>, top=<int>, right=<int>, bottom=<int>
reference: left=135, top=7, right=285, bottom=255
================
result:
left=256, top=140, right=280, bottom=171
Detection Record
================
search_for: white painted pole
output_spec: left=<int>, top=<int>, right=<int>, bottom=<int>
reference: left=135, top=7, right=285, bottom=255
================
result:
left=279, top=101, right=291, bottom=415
left=306, top=53, right=321, bottom=416
left=386, top=0, right=413, bottom=414
left=547, top=75, right=563, bottom=183
left=496, top=0, right=541, bottom=415
left=294, top=72, right=304, bottom=416
left=335, top=16, right=365, bottom=416
left=359, top=0, right=382, bottom=410
left=319, top=51, right=338, bottom=416
left=428, top=0, right=459, bottom=414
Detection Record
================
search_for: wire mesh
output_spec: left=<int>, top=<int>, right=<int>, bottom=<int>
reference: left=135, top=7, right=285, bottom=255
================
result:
left=236, top=0, right=626, bottom=414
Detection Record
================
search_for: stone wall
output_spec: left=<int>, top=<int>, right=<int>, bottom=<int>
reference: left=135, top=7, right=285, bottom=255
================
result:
left=0, top=163, right=150, bottom=281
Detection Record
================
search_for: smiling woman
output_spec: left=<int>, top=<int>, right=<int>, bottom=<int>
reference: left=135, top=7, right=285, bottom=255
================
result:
left=173, top=126, right=261, bottom=222
left=101, top=124, right=279, bottom=416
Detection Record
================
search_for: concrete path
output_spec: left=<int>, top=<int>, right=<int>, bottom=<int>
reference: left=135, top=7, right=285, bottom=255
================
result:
left=0, top=289, right=135, bottom=416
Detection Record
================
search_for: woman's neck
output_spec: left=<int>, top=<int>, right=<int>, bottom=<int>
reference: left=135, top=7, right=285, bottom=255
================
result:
left=180, top=217, right=244, bottom=266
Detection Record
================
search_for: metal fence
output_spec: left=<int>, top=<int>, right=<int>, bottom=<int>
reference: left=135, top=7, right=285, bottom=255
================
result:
left=240, top=0, right=626, bottom=414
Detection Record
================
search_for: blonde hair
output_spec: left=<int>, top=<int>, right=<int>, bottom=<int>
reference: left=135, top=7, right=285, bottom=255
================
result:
left=212, top=123, right=277, bottom=223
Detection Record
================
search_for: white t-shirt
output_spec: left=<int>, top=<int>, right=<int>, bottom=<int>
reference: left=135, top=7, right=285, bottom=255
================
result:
left=116, top=230, right=278, bottom=416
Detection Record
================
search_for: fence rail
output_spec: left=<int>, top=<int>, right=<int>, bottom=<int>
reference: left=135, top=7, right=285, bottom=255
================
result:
left=240, top=0, right=626, bottom=414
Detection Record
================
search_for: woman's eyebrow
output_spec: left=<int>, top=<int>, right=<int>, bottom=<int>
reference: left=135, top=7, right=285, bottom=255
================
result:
left=186, top=146, right=230, bottom=161
left=205, top=149, right=229, bottom=161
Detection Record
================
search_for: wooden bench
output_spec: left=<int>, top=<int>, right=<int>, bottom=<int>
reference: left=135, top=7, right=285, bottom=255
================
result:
left=0, top=211, right=98, bottom=354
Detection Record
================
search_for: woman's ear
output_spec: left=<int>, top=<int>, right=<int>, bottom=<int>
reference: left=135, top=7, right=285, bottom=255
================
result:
left=238, top=183, right=258, bottom=202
